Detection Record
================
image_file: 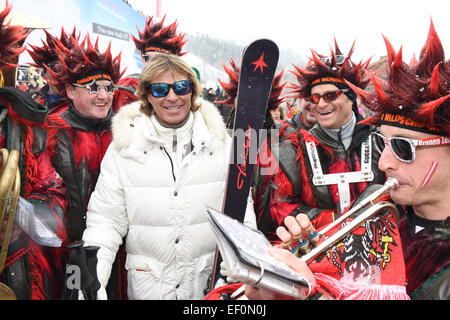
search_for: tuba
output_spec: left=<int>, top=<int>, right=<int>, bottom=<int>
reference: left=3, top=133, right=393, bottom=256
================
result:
left=0, top=149, right=21, bottom=300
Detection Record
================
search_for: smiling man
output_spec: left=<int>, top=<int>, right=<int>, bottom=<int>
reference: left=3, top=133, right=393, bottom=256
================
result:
left=25, top=33, right=124, bottom=299
left=244, top=41, right=408, bottom=300
left=113, top=15, right=187, bottom=112
left=81, top=53, right=257, bottom=300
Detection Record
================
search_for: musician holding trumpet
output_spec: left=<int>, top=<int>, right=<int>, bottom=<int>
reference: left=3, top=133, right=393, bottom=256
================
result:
left=246, top=21, right=449, bottom=300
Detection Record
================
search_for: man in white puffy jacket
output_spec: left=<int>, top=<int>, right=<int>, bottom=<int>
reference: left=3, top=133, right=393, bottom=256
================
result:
left=82, top=53, right=256, bottom=300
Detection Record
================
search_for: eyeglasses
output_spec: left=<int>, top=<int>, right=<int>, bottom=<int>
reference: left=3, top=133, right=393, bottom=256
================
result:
left=308, top=90, right=346, bottom=104
left=372, top=132, right=450, bottom=163
left=146, top=80, right=192, bottom=98
left=319, top=55, right=346, bottom=66
left=72, top=80, right=117, bottom=95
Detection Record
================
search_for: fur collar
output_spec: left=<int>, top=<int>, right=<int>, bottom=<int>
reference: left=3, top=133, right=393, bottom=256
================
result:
left=111, top=98, right=227, bottom=151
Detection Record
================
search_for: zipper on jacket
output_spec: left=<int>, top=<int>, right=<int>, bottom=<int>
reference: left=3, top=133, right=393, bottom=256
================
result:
left=337, top=129, right=349, bottom=158
left=162, top=147, right=177, bottom=182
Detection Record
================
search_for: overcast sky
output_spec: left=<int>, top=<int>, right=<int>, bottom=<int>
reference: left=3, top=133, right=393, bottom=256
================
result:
left=127, top=0, right=449, bottom=62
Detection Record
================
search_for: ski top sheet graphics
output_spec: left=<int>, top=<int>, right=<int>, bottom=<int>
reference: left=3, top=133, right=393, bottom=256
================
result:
left=224, top=38, right=279, bottom=221
left=209, top=39, right=279, bottom=292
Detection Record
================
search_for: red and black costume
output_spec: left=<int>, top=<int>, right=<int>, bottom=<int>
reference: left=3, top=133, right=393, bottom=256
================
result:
left=269, top=41, right=386, bottom=229
left=113, top=15, right=187, bottom=112
left=257, top=41, right=407, bottom=299
left=28, top=34, right=127, bottom=299
left=348, top=21, right=449, bottom=299
left=0, top=86, right=56, bottom=299
left=0, top=1, right=54, bottom=300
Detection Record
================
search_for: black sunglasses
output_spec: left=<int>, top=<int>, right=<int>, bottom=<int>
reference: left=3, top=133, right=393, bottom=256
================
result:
left=146, top=80, right=192, bottom=98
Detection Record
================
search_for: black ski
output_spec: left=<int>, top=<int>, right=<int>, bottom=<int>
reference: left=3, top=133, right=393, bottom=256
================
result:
left=209, top=39, right=279, bottom=292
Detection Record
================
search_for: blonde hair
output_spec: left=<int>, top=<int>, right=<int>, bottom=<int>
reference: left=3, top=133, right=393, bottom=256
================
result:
left=135, top=53, right=202, bottom=117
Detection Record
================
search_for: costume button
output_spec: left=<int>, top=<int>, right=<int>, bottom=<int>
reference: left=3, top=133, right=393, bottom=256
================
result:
left=175, top=239, right=179, bottom=244
left=174, top=191, right=178, bottom=196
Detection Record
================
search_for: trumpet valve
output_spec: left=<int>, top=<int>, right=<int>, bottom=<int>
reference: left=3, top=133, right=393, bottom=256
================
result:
left=308, top=231, right=320, bottom=247
left=296, top=239, right=311, bottom=256
left=281, top=240, right=293, bottom=252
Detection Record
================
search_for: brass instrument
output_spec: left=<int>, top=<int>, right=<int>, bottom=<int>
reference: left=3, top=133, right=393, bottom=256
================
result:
left=230, top=178, right=400, bottom=300
left=296, top=177, right=400, bottom=262
left=0, top=149, right=21, bottom=300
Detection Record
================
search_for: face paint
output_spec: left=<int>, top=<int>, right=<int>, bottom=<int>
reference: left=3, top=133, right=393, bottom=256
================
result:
left=419, top=161, right=438, bottom=189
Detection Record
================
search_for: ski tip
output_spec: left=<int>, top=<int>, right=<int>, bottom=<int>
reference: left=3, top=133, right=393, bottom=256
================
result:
left=244, top=39, right=279, bottom=57
left=248, top=38, right=278, bottom=48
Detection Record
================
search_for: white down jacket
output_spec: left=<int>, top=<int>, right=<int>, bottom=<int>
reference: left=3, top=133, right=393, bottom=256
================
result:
left=82, top=99, right=256, bottom=300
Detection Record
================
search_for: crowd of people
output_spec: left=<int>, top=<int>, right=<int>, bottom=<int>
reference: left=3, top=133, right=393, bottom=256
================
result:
left=0, top=0, right=448, bottom=301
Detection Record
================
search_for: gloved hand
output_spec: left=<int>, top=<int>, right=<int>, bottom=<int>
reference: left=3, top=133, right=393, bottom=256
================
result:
left=96, top=286, right=108, bottom=300
left=220, top=261, right=237, bottom=284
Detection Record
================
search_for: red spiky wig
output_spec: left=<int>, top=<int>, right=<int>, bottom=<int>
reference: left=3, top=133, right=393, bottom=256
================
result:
left=131, top=15, right=187, bottom=56
left=46, top=34, right=125, bottom=95
left=0, top=0, right=29, bottom=69
left=289, top=39, right=372, bottom=104
left=218, top=58, right=286, bottom=111
left=347, top=20, right=449, bottom=136
left=27, top=27, right=80, bottom=69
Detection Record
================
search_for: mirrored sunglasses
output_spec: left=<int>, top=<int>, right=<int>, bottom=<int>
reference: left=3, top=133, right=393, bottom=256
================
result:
left=319, top=55, right=346, bottom=66
left=308, top=90, right=346, bottom=104
left=73, top=80, right=117, bottom=95
left=372, top=132, right=450, bottom=163
left=146, top=80, right=192, bottom=98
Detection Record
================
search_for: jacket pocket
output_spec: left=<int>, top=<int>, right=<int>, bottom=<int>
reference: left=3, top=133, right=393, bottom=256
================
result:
left=127, top=269, right=161, bottom=300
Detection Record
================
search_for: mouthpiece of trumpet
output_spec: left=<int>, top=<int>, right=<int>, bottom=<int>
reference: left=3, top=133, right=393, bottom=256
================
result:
left=386, top=177, right=400, bottom=190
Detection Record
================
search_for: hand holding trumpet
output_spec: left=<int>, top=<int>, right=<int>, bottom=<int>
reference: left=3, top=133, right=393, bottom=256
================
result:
left=244, top=178, right=400, bottom=300
left=276, top=214, right=320, bottom=256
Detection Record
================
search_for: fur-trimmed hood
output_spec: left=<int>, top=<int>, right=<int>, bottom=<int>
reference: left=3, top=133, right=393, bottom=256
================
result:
left=111, top=98, right=228, bottom=152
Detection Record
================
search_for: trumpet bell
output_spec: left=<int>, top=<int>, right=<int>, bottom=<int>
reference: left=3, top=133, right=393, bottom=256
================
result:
left=0, top=148, right=21, bottom=300
left=0, top=282, right=17, bottom=300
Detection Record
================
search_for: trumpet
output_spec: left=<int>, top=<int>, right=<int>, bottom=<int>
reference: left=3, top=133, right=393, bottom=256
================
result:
left=230, top=178, right=400, bottom=300
left=0, top=149, right=21, bottom=300
left=294, top=177, right=400, bottom=263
